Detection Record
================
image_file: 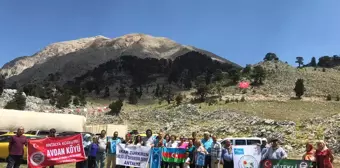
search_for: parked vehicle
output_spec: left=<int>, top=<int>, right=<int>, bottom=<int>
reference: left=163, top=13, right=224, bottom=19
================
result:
left=25, top=130, right=51, bottom=137
left=0, top=133, right=41, bottom=160
left=0, top=109, right=86, bottom=133
left=0, top=130, right=10, bottom=135
left=58, top=131, right=94, bottom=137
left=219, top=137, right=266, bottom=146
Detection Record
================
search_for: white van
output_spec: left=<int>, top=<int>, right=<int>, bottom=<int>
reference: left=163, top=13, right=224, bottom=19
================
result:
left=219, top=137, right=267, bottom=146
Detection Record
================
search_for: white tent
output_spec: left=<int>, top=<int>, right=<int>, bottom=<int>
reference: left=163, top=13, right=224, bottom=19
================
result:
left=0, top=109, right=86, bottom=132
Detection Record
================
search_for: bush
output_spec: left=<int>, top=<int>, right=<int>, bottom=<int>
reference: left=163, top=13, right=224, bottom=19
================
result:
left=322, top=68, right=326, bottom=72
left=175, top=94, right=184, bottom=106
left=294, top=79, right=305, bottom=99
left=326, top=94, right=332, bottom=101
left=336, top=95, right=340, bottom=101
left=225, top=99, right=230, bottom=104
left=5, top=91, right=26, bottom=110
left=56, top=91, right=72, bottom=109
left=73, top=97, right=80, bottom=106
left=240, top=96, right=245, bottom=102
left=108, top=100, right=123, bottom=115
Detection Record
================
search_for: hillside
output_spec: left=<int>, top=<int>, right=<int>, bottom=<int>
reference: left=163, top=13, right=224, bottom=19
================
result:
left=254, top=61, right=340, bottom=98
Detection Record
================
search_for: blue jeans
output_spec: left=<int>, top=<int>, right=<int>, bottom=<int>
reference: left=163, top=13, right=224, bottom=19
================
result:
left=96, top=152, right=106, bottom=168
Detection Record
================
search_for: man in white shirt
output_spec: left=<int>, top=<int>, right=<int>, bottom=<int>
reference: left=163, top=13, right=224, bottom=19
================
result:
left=142, top=129, right=155, bottom=147
left=210, top=135, right=222, bottom=168
left=96, top=130, right=107, bottom=168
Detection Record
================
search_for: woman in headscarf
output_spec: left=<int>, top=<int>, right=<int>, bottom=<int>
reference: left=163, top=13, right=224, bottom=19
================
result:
left=76, top=134, right=92, bottom=168
left=315, top=140, right=334, bottom=168
left=302, top=142, right=316, bottom=168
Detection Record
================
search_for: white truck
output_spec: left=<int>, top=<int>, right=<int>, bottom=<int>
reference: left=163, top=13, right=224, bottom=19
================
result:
left=0, top=109, right=86, bottom=133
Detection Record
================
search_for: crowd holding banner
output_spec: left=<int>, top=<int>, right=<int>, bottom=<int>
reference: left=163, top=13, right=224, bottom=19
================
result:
left=5, top=127, right=334, bottom=168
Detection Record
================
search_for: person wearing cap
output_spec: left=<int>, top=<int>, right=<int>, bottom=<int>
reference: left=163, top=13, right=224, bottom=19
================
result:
left=201, top=132, right=213, bottom=168
left=261, top=138, right=287, bottom=160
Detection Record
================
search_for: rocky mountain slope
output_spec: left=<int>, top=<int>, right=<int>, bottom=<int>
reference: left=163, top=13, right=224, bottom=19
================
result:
left=1, top=34, right=239, bottom=86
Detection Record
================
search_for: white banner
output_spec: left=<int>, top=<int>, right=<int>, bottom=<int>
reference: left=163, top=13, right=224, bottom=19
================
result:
left=116, top=144, right=151, bottom=168
left=232, top=145, right=261, bottom=168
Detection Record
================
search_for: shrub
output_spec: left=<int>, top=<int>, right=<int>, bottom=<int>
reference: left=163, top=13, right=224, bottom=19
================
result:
left=240, top=96, right=245, bottom=102
left=108, top=100, right=123, bottom=115
left=322, top=68, right=326, bottom=72
left=225, top=99, right=230, bottom=104
left=326, top=94, right=332, bottom=101
left=175, top=94, right=184, bottom=106
left=73, top=96, right=80, bottom=106
left=294, top=79, right=305, bottom=99
left=5, top=91, right=26, bottom=110
left=336, top=96, right=340, bottom=101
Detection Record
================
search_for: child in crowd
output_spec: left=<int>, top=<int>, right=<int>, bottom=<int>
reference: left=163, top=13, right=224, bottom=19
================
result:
left=88, top=137, right=99, bottom=168
left=184, top=151, right=191, bottom=168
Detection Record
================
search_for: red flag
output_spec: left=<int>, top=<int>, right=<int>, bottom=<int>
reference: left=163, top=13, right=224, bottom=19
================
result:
left=238, top=81, right=250, bottom=89
left=28, top=134, right=86, bottom=168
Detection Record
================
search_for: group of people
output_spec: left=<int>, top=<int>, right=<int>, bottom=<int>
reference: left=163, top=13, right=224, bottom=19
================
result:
left=5, top=127, right=335, bottom=168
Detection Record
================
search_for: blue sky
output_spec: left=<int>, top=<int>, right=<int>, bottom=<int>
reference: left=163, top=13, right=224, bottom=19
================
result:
left=1, top=0, right=340, bottom=67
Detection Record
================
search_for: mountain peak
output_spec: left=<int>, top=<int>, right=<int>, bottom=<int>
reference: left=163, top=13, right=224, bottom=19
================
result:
left=1, top=34, right=239, bottom=84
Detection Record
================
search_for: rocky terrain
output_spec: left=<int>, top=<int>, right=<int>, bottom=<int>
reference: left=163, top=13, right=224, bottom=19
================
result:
left=2, top=89, right=338, bottom=157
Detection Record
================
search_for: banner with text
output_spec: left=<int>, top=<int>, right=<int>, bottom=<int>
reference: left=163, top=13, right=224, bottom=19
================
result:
left=261, top=159, right=312, bottom=168
left=27, top=134, right=86, bottom=168
left=233, top=145, right=261, bottom=168
left=116, top=144, right=151, bottom=168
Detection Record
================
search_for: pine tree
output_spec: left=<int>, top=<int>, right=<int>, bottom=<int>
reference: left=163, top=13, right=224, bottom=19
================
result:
left=108, top=100, right=123, bottom=115
left=128, top=88, right=138, bottom=104
left=310, top=57, right=317, bottom=67
left=56, top=90, right=72, bottom=109
left=73, top=96, right=80, bottom=106
left=104, top=86, right=110, bottom=98
left=195, top=74, right=210, bottom=102
left=294, top=79, right=305, bottom=99
left=118, top=86, right=126, bottom=101
left=251, top=66, right=266, bottom=85
left=175, top=94, right=184, bottom=106
left=79, top=90, right=87, bottom=106
left=155, top=84, right=160, bottom=97
left=164, top=85, right=174, bottom=104
left=296, top=57, right=304, bottom=68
